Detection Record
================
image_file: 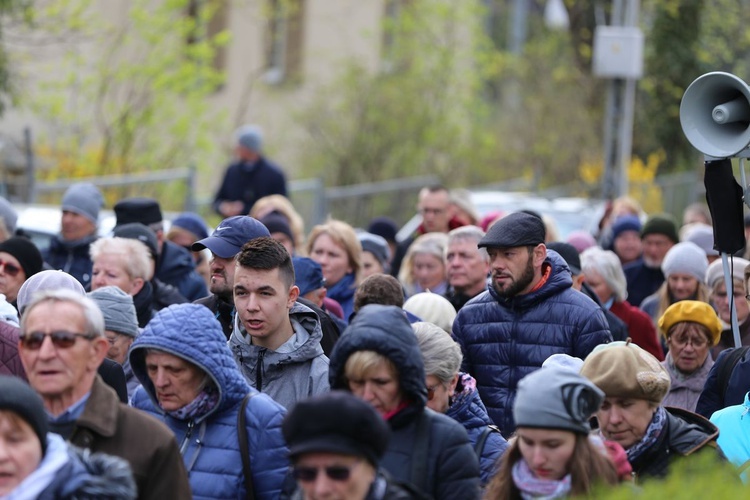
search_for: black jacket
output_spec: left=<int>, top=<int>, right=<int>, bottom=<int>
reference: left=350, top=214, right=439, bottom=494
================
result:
left=630, top=407, right=721, bottom=480
left=329, top=304, right=480, bottom=499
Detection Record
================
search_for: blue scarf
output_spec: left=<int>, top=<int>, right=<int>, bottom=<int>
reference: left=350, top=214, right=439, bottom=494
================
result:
left=326, top=273, right=356, bottom=318
left=625, top=406, right=667, bottom=462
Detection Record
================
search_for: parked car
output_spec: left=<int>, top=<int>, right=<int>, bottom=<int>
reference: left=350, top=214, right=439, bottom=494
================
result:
left=396, top=191, right=605, bottom=242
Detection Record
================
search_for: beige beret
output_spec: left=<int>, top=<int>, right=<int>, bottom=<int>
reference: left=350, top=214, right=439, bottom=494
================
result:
left=580, top=340, right=670, bottom=404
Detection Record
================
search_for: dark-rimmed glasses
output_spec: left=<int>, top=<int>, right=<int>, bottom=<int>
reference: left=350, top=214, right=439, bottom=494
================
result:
left=21, top=331, right=96, bottom=350
left=0, top=259, right=21, bottom=277
left=293, top=460, right=361, bottom=482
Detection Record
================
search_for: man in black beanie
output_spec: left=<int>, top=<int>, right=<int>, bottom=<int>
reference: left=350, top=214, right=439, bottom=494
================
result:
left=452, top=212, right=612, bottom=437
left=283, top=391, right=417, bottom=499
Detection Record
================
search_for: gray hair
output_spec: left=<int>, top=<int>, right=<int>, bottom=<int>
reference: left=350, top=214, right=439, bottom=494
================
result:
left=446, top=225, right=489, bottom=262
left=580, top=247, right=628, bottom=302
left=21, top=289, right=105, bottom=338
left=412, top=322, right=463, bottom=384
left=90, top=237, right=152, bottom=281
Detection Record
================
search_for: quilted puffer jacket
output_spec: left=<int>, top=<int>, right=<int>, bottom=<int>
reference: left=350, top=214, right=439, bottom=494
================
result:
left=446, top=373, right=508, bottom=485
left=452, top=250, right=612, bottom=437
left=329, top=304, right=480, bottom=500
left=130, top=303, right=289, bottom=500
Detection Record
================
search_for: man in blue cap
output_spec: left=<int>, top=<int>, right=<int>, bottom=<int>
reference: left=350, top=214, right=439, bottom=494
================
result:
left=212, top=125, right=288, bottom=217
left=452, top=211, right=612, bottom=437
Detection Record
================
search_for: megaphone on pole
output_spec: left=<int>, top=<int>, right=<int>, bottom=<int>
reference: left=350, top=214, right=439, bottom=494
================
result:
left=680, top=72, right=750, bottom=158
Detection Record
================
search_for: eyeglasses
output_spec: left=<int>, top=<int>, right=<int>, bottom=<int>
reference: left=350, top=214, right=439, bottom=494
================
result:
left=0, top=259, right=21, bottom=277
left=21, top=331, right=96, bottom=350
left=669, top=335, right=708, bottom=348
left=292, top=460, right=361, bottom=482
left=106, top=333, right=121, bottom=346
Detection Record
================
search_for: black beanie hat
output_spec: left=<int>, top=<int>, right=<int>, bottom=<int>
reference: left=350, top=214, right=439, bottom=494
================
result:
left=641, top=214, right=679, bottom=243
left=283, top=391, right=390, bottom=466
left=0, top=237, right=43, bottom=279
left=0, top=375, right=49, bottom=454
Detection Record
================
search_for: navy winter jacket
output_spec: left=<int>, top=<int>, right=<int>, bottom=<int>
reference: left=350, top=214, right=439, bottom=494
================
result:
left=212, top=157, right=288, bottom=215
left=130, top=304, right=289, bottom=500
left=329, top=305, right=480, bottom=500
left=446, top=373, right=507, bottom=485
left=452, top=250, right=612, bottom=437
left=42, top=233, right=97, bottom=289
left=696, top=347, right=750, bottom=418
left=156, top=241, right=208, bottom=301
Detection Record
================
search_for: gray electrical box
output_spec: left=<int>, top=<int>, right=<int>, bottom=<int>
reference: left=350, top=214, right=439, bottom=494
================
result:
left=592, top=26, right=644, bottom=79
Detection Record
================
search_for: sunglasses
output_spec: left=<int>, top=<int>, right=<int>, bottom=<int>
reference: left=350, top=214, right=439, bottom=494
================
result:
left=0, top=259, right=21, bottom=277
left=21, top=331, right=96, bottom=350
left=427, top=383, right=441, bottom=401
left=292, top=461, right=360, bottom=482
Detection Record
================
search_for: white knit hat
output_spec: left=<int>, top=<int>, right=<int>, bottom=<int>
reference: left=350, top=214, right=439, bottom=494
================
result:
left=661, top=241, right=709, bottom=282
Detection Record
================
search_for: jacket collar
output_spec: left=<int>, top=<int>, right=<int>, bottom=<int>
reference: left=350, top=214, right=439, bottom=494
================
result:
left=75, top=376, right=119, bottom=438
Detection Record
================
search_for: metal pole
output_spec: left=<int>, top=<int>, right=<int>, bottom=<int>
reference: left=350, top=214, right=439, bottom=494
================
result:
left=24, top=127, right=35, bottom=203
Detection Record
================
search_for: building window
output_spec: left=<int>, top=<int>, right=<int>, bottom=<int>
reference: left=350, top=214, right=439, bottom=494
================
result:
left=264, top=0, right=305, bottom=85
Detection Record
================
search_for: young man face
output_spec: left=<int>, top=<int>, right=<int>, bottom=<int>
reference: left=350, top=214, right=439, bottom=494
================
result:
left=234, top=265, right=299, bottom=350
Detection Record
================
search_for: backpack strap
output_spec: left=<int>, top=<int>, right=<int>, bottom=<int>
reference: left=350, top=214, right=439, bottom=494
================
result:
left=738, top=457, right=750, bottom=475
left=238, top=392, right=258, bottom=500
left=474, top=424, right=502, bottom=458
left=410, top=410, right=431, bottom=494
left=717, top=346, right=750, bottom=407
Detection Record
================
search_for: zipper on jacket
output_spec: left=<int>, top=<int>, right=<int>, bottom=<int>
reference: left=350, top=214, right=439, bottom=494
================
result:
left=256, top=348, right=266, bottom=391
left=179, top=420, right=196, bottom=455
left=233, top=344, right=244, bottom=365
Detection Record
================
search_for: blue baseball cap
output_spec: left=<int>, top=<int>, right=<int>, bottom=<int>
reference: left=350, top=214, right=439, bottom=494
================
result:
left=293, top=257, right=325, bottom=296
left=191, top=216, right=270, bottom=258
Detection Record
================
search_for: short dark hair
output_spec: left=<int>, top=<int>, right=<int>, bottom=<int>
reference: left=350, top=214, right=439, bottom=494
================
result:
left=236, top=237, right=295, bottom=288
left=353, top=274, right=405, bottom=312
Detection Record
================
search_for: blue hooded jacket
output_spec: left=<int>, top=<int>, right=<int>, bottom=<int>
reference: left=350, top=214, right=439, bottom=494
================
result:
left=130, top=304, right=289, bottom=500
left=328, top=304, right=480, bottom=500
left=452, top=250, right=612, bottom=437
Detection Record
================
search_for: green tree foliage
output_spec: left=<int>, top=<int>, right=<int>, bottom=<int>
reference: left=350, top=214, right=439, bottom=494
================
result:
left=0, top=0, right=34, bottom=115
left=16, top=0, right=229, bottom=206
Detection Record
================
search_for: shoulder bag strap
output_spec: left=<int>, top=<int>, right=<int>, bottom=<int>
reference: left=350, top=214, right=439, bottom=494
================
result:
left=718, top=346, right=750, bottom=406
left=238, top=392, right=257, bottom=500
left=474, top=424, right=502, bottom=457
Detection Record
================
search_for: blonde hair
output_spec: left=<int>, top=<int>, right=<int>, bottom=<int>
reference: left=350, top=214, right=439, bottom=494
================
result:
left=398, top=232, right=448, bottom=293
left=344, top=350, right=397, bottom=382
left=250, top=195, right=306, bottom=252
left=655, top=281, right=710, bottom=323
left=307, top=219, right=362, bottom=282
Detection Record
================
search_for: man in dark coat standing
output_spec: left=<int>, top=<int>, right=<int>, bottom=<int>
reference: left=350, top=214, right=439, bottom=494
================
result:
left=452, top=212, right=612, bottom=437
left=213, top=124, right=288, bottom=217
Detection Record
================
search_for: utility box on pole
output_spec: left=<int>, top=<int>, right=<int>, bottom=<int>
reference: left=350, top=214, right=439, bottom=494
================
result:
left=592, top=26, right=644, bottom=79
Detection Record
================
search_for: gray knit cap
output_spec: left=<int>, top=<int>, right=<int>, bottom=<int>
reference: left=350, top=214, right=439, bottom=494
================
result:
left=62, top=182, right=104, bottom=225
left=235, top=125, right=263, bottom=152
left=16, top=270, right=86, bottom=315
left=358, top=232, right=391, bottom=271
left=661, top=241, right=709, bottom=282
left=0, top=197, right=17, bottom=234
left=88, top=286, right=139, bottom=337
left=513, top=366, right=604, bottom=435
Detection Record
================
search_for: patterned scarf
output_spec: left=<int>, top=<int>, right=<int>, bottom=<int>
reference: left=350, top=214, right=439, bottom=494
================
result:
left=449, top=372, right=476, bottom=408
left=164, top=383, right=220, bottom=421
left=512, top=459, right=571, bottom=500
left=625, top=406, right=667, bottom=462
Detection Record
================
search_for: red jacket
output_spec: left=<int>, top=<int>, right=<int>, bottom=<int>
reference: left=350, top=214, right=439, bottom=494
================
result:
left=610, top=300, right=665, bottom=360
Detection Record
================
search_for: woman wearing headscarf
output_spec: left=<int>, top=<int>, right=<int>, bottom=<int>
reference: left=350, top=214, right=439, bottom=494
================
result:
left=581, top=340, right=723, bottom=480
left=657, top=300, right=722, bottom=412
left=130, top=303, right=290, bottom=499
left=328, top=304, right=480, bottom=499
left=0, top=375, right=136, bottom=499
left=484, top=366, right=622, bottom=499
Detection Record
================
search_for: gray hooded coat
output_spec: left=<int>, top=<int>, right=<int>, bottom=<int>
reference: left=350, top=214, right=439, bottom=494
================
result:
left=230, top=301, right=330, bottom=409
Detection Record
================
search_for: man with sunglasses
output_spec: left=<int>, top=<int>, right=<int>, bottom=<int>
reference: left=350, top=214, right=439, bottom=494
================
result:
left=18, top=289, right=191, bottom=500
left=283, top=390, right=419, bottom=500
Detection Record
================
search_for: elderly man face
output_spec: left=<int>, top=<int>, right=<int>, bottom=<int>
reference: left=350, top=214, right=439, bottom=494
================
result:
left=418, top=190, right=451, bottom=234
left=446, top=239, right=489, bottom=297
left=293, top=452, right=376, bottom=500
left=19, top=300, right=108, bottom=415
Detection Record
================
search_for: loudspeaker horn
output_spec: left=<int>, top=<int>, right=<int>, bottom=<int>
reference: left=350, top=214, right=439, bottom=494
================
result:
left=680, top=72, right=750, bottom=158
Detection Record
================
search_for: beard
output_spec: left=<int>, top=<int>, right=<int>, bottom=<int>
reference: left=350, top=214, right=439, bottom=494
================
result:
left=492, top=257, right=535, bottom=298
left=210, top=272, right=233, bottom=301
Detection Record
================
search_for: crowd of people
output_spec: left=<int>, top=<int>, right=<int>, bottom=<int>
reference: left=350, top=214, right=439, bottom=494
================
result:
left=0, top=129, right=748, bottom=498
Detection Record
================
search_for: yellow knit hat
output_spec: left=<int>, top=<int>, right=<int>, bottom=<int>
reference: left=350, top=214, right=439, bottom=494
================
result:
left=657, top=300, right=723, bottom=346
